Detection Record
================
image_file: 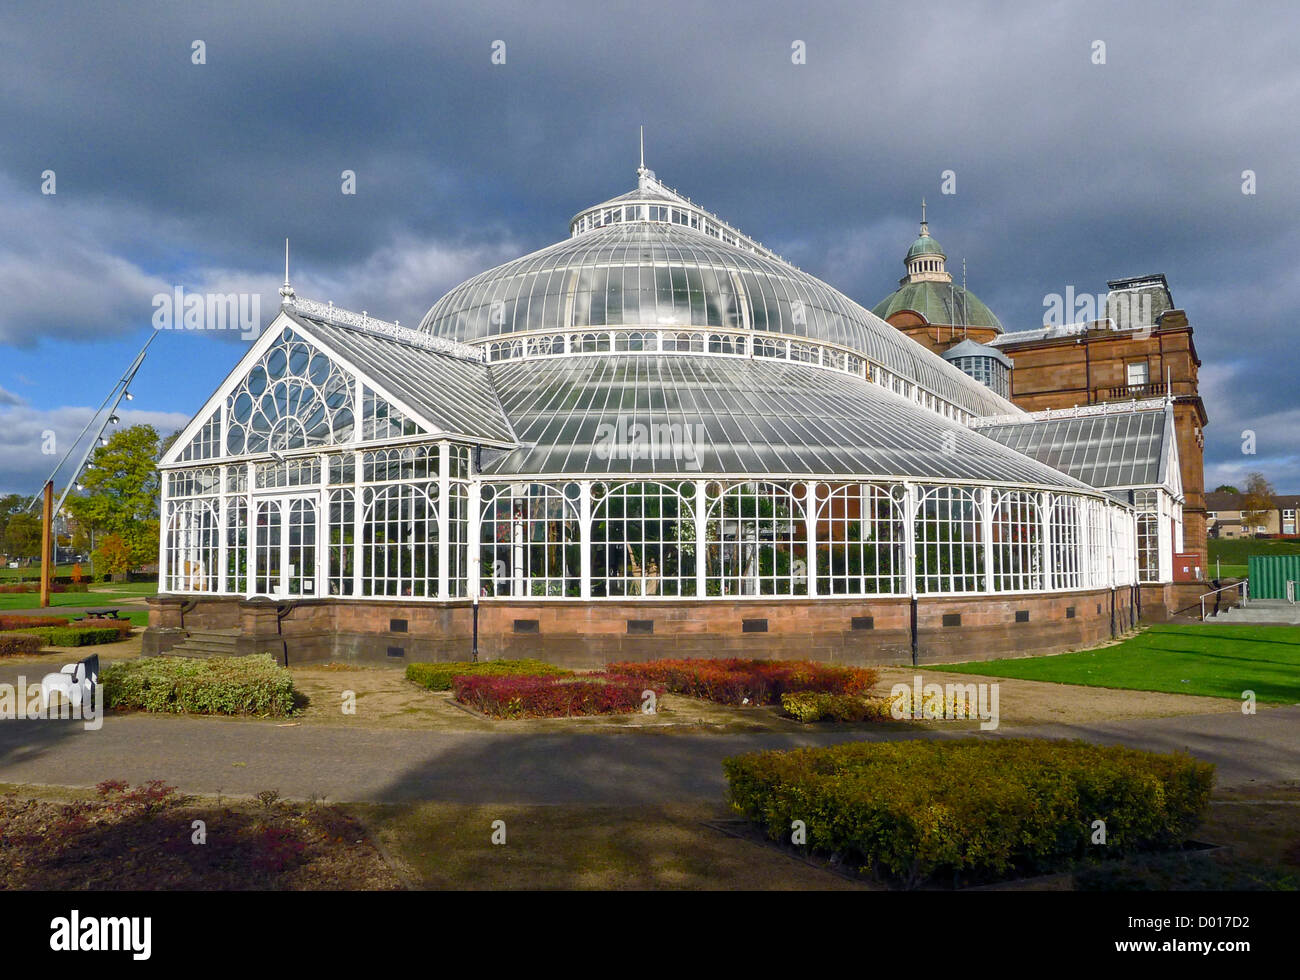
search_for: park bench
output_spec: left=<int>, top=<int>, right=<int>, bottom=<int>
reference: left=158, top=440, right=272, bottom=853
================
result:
left=71, top=608, right=121, bottom=621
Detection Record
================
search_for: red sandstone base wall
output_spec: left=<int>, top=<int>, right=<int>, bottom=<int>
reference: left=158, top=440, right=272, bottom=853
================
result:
left=147, top=585, right=1147, bottom=668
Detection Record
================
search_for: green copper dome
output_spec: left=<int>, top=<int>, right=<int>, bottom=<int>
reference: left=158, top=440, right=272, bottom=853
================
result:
left=906, top=233, right=945, bottom=260
left=871, top=280, right=1005, bottom=332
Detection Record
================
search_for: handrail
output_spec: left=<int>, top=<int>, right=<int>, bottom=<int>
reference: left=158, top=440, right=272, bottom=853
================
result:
left=1200, top=580, right=1248, bottom=621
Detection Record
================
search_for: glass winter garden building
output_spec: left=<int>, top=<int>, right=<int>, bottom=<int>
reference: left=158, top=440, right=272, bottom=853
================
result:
left=149, top=164, right=1185, bottom=666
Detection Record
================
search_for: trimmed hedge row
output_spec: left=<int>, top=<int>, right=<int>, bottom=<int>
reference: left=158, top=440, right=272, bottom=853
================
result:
left=453, top=674, right=662, bottom=719
left=74, top=618, right=134, bottom=638
left=406, top=658, right=572, bottom=691
left=0, top=615, right=69, bottom=631
left=102, top=654, right=296, bottom=717
left=780, top=691, right=897, bottom=723
left=607, top=658, right=878, bottom=706
left=0, top=583, right=90, bottom=594
left=723, top=738, right=1215, bottom=887
left=0, top=633, right=43, bottom=656
left=17, top=626, right=124, bottom=647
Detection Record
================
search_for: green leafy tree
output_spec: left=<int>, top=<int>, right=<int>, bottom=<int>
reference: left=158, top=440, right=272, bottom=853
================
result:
left=1213, top=484, right=1239, bottom=494
left=65, top=424, right=163, bottom=571
left=0, top=493, right=26, bottom=547
left=3, top=512, right=41, bottom=560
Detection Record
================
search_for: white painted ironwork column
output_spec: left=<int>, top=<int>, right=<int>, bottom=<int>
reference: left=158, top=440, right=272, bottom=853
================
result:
left=314, top=453, right=326, bottom=598
left=695, top=480, right=707, bottom=598
left=437, top=443, right=450, bottom=599
left=350, top=451, right=363, bottom=597
left=804, top=481, right=818, bottom=597
left=903, top=482, right=918, bottom=596
left=245, top=460, right=256, bottom=599
left=158, top=472, right=171, bottom=593
left=579, top=481, right=592, bottom=599
left=466, top=474, right=481, bottom=600
left=980, top=486, right=994, bottom=593
left=216, top=465, right=227, bottom=595
left=1039, top=491, right=1052, bottom=591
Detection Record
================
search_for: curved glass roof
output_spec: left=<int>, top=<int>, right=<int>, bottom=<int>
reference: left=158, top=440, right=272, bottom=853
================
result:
left=419, top=199, right=1020, bottom=418
left=482, top=353, right=1092, bottom=489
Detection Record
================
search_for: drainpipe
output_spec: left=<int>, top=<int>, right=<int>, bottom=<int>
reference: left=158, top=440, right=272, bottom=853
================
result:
left=910, top=597, right=919, bottom=667
left=471, top=594, right=480, bottom=663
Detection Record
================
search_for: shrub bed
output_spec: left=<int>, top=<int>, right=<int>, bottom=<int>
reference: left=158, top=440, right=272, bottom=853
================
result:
left=779, top=691, right=898, bottom=723
left=0, top=615, right=69, bottom=631
left=723, top=738, right=1214, bottom=888
left=453, top=673, right=662, bottom=719
left=0, top=633, right=43, bottom=656
left=17, top=626, right=123, bottom=647
left=406, top=658, right=572, bottom=691
left=0, top=583, right=89, bottom=594
left=607, top=658, right=878, bottom=706
left=74, top=618, right=134, bottom=638
left=102, top=654, right=296, bottom=717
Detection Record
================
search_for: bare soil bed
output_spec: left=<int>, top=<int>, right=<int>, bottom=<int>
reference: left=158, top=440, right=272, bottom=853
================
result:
left=0, top=780, right=401, bottom=890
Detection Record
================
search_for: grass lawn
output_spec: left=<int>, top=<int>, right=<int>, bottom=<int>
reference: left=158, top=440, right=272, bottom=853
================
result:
left=0, top=580, right=156, bottom=613
left=0, top=564, right=80, bottom=580
left=938, top=623, right=1300, bottom=703
left=1209, top=538, right=1300, bottom=563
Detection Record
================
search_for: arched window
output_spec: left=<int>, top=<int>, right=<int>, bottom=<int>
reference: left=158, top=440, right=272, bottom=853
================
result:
left=361, top=483, right=439, bottom=597
left=815, top=483, right=906, bottom=595
left=166, top=498, right=219, bottom=593
left=1049, top=494, right=1082, bottom=589
left=480, top=483, right=582, bottom=597
left=705, top=482, right=808, bottom=596
left=226, top=328, right=354, bottom=454
left=991, top=490, right=1042, bottom=592
left=915, top=486, right=984, bottom=593
left=327, top=488, right=355, bottom=596
left=591, top=482, right=695, bottom=597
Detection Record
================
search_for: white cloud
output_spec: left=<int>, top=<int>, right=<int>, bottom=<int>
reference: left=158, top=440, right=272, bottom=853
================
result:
left=0, top=404, right=191, bottom=495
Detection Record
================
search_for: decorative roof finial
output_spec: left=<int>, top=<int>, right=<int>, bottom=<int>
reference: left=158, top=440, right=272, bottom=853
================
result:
left=920, top=198, right=928, bottom=237
left=279, top=238, right=295, bottom=303
left=636, top=125, right=655, bottom=186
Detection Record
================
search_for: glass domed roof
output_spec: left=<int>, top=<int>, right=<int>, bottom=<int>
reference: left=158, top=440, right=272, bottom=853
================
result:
left=418, top=172, right=1020, bottom=418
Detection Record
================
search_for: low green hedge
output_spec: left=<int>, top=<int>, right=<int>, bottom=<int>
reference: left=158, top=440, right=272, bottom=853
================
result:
left=18, top=626, right=124, bottom=647
left=406, top=658, right=572, bottom=691
left=0, top=633, right=43, bottom=656
left=723, top=738, right=1214, bottom=887
left=102, top=654, right=296, bottom=717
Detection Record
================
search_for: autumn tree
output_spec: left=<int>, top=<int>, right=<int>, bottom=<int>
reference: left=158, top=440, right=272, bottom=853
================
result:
left=65, top=424, right=163, bottom=572
left=1240, top=472, right=1277, bottom=536
left=94, top=533, right=133, bottom=578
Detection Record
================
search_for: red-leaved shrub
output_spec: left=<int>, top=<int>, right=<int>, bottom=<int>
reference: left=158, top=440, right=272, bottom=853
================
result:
left=77, top=618, right=134, bottom=638
left=0, top=633, right=43, bottom=656
left=453, top=673, right=663, bottom=719
left=0, top=615, right=69, bottom=631
left=606, top=658, right=878, bottom=706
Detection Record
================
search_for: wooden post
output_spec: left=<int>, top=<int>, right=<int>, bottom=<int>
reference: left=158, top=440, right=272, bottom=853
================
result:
left=39, top=480, right=53, bottom=608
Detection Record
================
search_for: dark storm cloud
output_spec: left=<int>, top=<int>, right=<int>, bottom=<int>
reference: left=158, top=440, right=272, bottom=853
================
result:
left=0, top=0, right=1297, bottom=485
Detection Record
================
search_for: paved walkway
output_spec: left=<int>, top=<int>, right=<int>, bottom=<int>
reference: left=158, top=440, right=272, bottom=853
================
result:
left=0, top=706, right=1295, bottom=804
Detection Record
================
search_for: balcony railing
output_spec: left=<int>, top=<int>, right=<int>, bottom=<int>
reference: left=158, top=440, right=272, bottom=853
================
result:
left=1101, top=381, right=1169, bottom=401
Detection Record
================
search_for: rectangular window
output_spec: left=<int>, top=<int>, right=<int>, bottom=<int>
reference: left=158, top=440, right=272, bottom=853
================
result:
left=1126, top=361, right=1149, bottom=387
